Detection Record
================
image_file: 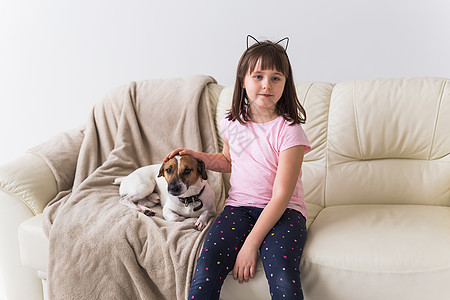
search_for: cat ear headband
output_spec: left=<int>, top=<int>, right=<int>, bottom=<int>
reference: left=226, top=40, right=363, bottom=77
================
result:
left=246, top=35, right=290, bottom=51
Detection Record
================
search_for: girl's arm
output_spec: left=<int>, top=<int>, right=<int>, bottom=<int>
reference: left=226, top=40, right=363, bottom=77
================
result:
left=164, top=137, right=232, bottom=173
left=233, top=145, right=305, bottom=283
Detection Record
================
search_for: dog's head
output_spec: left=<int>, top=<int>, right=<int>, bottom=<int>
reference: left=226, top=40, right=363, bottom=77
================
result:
left=158, top=155, right=208, bottom=196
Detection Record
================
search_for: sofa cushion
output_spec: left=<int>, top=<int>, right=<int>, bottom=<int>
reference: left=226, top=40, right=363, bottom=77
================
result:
left=326, top=78, right=450, bottom=207
left=328, top=78, right=449, bottom=161
left=300, top=204, right=450, bottom=300
left=296, top=82, right=334, bottom=226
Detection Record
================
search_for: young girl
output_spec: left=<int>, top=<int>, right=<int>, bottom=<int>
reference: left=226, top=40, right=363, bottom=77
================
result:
left=165, top=37, right=310, bottom=300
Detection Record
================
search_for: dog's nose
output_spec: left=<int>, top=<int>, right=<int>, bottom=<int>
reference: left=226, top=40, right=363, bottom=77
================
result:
left=169, top=184, right=182, bottom=195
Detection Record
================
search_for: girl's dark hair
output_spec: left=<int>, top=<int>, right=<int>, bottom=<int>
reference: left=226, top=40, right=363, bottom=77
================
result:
left=226, top=39, right=306, bottom=125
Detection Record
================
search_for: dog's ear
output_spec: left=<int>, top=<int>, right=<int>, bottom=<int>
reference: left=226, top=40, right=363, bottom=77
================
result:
left=197, top=159, right=208, bottom=180
left=158, top=163, right=165, bottom=177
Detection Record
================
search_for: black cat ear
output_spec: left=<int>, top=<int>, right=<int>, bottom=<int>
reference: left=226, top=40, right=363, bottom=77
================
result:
left=247, top=35, right=260, bottom=49
left=275, top=37, right=289, bottom=51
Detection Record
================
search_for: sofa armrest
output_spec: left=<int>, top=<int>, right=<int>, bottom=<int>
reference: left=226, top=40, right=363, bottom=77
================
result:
left=0, top=153, right=58, bottom=214
left=0, top=153, right=57, bottom=300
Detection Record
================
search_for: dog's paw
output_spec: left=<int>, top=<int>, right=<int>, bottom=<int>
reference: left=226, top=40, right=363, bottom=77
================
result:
left=143, top=209, right=156, bottom=217
left=194, top=219, right=207, bottom=231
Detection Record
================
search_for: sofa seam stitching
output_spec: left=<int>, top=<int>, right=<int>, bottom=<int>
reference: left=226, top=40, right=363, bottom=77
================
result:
left=352, top=80, right=364, bottom=161
left=300, top=259, right=450, bottom=275
left=0, top=185, right=36, bottom=215
left=323, top=83, right=334, bottom=209
left=427, top=79, right=447, bottom=160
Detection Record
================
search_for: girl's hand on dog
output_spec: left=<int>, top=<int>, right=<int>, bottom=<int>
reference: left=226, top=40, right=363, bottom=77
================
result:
left=164, top=147, right=231, bottom=173
left=164, top=148, right=196, bottom=162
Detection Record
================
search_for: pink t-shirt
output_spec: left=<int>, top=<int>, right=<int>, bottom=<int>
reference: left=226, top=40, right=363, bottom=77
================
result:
left=220, top=116, right=311, bottom=218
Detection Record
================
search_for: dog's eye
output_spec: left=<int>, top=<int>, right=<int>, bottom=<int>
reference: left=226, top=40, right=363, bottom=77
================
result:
left=183, top=168, right=192, bottom=175
left=165, top=168, right=172, bottom=174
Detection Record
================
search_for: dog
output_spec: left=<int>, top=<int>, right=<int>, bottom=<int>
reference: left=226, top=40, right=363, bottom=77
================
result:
left=113, top=155, right=216, bottom=231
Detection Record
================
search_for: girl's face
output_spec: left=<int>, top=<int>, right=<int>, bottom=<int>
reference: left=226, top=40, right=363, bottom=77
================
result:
left=243, top=59, right=286, bottom=120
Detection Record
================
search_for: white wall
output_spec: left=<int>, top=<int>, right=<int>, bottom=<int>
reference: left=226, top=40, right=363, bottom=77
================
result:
left=1, top=0, right=449, bottom=165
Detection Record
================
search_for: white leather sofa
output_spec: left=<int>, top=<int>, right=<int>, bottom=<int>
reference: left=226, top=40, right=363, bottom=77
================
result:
left=1, top=77, right=449, bottom=300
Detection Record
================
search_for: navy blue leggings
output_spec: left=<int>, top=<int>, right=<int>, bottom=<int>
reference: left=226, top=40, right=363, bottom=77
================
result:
left=188, top=205, right=307, bottom=300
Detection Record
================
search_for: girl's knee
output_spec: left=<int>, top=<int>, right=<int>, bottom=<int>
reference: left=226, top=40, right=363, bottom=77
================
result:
left=269, top=281, right=304, bottom=300
left=264, top=264, right=303, bottom=299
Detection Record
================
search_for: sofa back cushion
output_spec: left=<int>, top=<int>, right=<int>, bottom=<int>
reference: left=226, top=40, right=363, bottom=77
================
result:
left=295, top=82, right=333, bottom=223
left=213, top=78, right=450, bottom=221
left=326, top=78, right=450, bottom=206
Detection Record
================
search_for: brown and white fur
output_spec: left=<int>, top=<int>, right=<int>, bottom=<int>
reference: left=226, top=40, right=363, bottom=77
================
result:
left=113, top=155, right=216, bottom=231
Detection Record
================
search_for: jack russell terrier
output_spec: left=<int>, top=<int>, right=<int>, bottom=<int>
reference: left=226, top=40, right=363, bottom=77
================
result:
left=113, top=155, right=216, bottom=231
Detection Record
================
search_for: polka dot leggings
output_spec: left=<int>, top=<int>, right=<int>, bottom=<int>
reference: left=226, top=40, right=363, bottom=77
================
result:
left=188, top=205, right=307, bottom=300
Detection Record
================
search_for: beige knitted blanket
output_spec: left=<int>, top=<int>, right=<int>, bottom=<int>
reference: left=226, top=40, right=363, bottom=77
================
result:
left=31, top=75, right=225, bottom=299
